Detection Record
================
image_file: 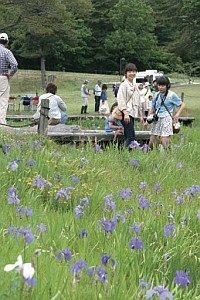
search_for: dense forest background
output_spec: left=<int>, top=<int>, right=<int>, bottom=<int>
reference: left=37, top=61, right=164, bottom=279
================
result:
left=0, top=0, right=199, bottom=76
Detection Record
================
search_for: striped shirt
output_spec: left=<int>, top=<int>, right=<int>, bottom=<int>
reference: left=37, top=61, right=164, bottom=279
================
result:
left=0, top=44, right=18, bottom=76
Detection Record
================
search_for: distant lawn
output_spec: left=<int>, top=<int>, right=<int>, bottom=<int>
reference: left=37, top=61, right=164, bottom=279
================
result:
left=10, top=70, right=200, bottom=122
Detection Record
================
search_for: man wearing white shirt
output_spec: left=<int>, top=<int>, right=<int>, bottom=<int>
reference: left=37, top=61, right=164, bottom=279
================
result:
left=94, top=79, right=102, bottom=113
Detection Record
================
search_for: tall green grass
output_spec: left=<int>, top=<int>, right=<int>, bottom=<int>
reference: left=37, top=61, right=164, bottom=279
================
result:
left=0, top=125, right=199, bottom=299
left=1, top=70, right=199, bottom=299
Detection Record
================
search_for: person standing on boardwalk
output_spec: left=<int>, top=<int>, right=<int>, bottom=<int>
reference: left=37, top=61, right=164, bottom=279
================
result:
left=80, top=80, right=91, bottom=114
left=0, top=33, right=18, bottom=124
left=117, top=63, right=144, bottom=147
left=94, top=79, right=102, bottom=113
left=147, top=76, right=185, bottom=149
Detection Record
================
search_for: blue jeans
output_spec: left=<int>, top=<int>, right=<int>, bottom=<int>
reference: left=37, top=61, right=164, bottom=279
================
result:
left=121, top=115, right=135, bottom=147
left=61, top=112, right=68, bottom=124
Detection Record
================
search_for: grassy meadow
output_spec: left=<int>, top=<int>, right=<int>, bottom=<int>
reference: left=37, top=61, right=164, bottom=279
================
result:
left=0, top=70, right=200, bottom=299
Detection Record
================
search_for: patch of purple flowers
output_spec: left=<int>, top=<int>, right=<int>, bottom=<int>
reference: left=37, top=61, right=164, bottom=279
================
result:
left=56, top=187, right=75, bottom=201
left=104, top=194, right=116, bottom=211
left=164, top=223, right=176, bottom=238
left=57, top=248, right=72, bottom=262
left=130, top=223, right=141, bottom=234
left=99, top=217, right=117, bottom=234
left=130, top=159, right=139, bottom=166
left=32, top=175, right=52, bottom=189
left=184, top=184, right=200, bottom=198
left=174, top=270, right=190, bottom=286
left=70, top=259, right=88, bottom=277
left=7, top=160, right=18, bottom=171
left=16, top=206, right=33, bottom=218
left=93, top=144, right=102, bottom=152
left=118, top=188, right=133, bottom=199
left=3, top=145, right=11, bottom=154
left=27, top=159, right=36, bottom=167
left=78, top=228, right=88, bottom=238
left=129, top=237, right=144, bottom=250
left=145, top=285, right=173, bottom=299
left=8, top=187, right=20, bottom=205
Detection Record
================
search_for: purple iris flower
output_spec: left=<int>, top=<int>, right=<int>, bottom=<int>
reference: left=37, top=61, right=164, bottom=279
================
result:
left=197, top=210, right=200, bottom=220
left=56, top=187, right=74, bottom=201
left=130, top=223, right=141, bottom=234
left=3, top=145, right=10, bottom=154
left=70, top=175, right=80, bottom=183
left=101, top=254, right=116, bottom=268
left=164, top=224, right=176, bottom=238
left=37, top=223, right=46, bottom=234
left=129, top=140, right=140, bottom=149
left=23, top=229, right=35, bottom=244
left=70, top=259, right=88, bottom=277
left=104, top=194, right=116, bottom=211
left=7, top=225, right=15, bottom=234
left=175, top=195, right=184, bottom=204
left=75, top=205, right=85, bottom=219
left=130, top=159, right=139, bottom=166
left=177, top=163, right=183, bottom=169
left=99, top=218, right=117, bottom=233
left=139, top=279, right=151, bottom=289
left=125, top=208, right=134, bottom=215
left=16, top=206, right=33, bottom=217
left=118, top=188, right=133, bottom=199
left=78, top=228, right=88, bottom=238
left=57, top=248, right=72, bottom=262
left=138, top=198, right=150, bottom=209
left=96, top=267, right=108, bottom=282
left=93, top=144, right=102, bottom=152
left=26, top=277, right=37, bottom=287
left=174, top=270, right=190, bottom=286
left=32, top=175, right=52, bottom=189
left=152, top=286, right=173, bottom=300
left=129, top=237, right=144, bottom=250
left=185, top=185, right=200, bottom=197
left=8, top=187, right=20, bottom=205
left=28, top=159, right=36, bottom=167
left=154, top=183, right=161, bottom=192
left=7, top=160, right=18, bottom=171
left=80, top=197, right=89, bottom=207
left=33, top=141, right=43, bottom=147
left=141, top=144, right=151, bottom=152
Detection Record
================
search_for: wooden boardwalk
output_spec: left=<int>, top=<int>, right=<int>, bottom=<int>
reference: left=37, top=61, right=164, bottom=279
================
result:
left=0, top=124, right=151, bottom=144
left=6, top=114, right=195, bottom=126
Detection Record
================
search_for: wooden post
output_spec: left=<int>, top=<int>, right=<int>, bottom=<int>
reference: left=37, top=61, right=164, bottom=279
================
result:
left=38, top=98, right=49, bottom=135
left=181, top=92, right=184, bottom=101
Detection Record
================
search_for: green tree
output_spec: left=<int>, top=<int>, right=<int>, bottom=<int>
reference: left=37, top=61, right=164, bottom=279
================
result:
left=104, top=0, right=158, bottom=71
left=0, top=0, right=93, bottom=88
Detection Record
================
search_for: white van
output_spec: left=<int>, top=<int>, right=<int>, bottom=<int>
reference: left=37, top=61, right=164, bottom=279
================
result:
left=135, top=70, right=164, bottom=85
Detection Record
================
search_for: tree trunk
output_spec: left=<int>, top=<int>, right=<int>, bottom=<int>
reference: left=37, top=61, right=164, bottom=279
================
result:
left=41, top=56, right=46, bottom=90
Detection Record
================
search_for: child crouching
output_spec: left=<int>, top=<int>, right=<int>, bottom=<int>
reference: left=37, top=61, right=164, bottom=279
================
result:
left=105, top=102, right=124, bottom=141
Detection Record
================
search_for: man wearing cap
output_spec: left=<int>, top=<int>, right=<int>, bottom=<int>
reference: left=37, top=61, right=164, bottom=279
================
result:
left=80, top=80, right=91, bottom=114
left=93, top=79, right=102, bottom=113
left=0, top=33, right=18, bottom=124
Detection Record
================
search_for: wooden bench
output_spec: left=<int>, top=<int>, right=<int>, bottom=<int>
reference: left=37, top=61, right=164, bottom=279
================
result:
left=6, top=115, right=195, bottom=127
